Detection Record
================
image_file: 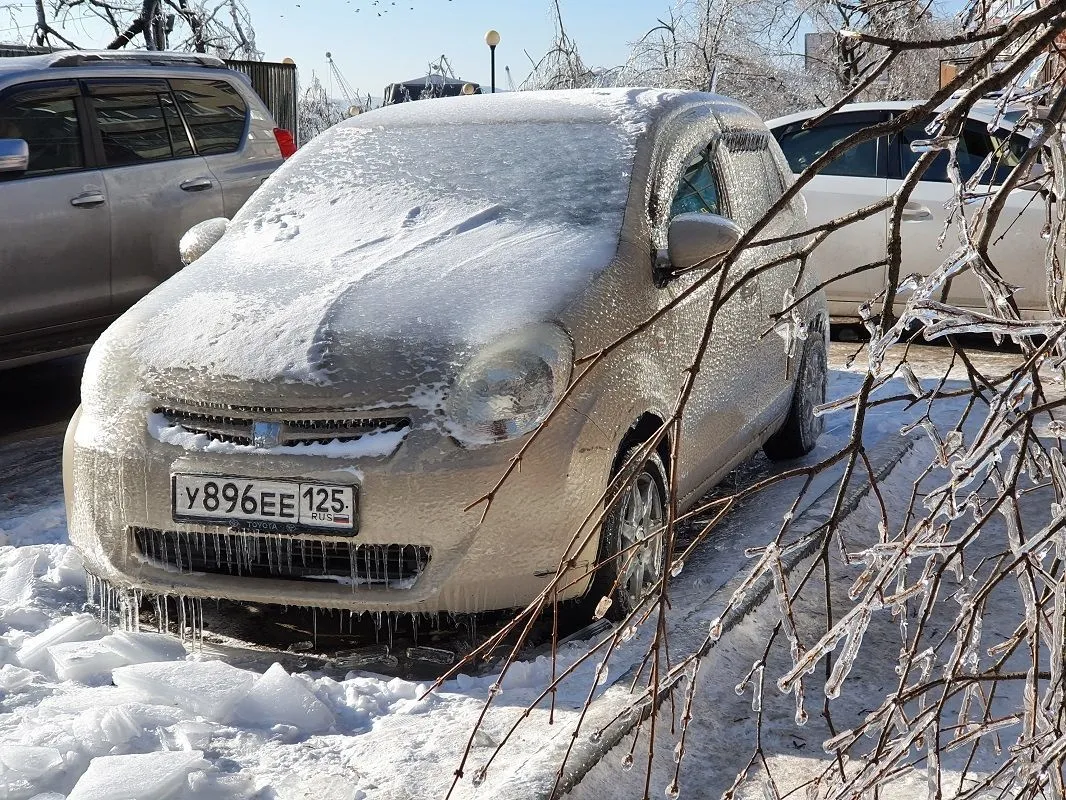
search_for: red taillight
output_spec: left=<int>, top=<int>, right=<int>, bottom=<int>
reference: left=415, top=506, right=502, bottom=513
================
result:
left=273, top=127, right=297, bottom=159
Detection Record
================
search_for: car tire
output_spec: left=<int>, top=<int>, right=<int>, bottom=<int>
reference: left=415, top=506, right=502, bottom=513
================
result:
left=582, top=443, right=669, bottom=622
left=763, top=332, right=827, bottom=461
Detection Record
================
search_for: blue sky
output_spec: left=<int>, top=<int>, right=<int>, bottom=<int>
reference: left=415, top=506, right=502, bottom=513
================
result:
left=0, top=1, right=666, bottom=104
left=252, top=0, right=660, bottom=102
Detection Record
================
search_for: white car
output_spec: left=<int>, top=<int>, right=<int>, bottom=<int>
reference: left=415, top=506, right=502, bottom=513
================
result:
left=767, top=102, right=1045, bottom=323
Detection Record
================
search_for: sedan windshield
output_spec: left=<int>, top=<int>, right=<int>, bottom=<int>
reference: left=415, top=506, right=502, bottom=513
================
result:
left=239, top=120, right=637, bottom=231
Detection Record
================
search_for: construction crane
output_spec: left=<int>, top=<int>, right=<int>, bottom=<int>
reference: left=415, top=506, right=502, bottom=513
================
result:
left=504, top=65, right=517, bottom=92
left=326, top=51, right=366, bottom=112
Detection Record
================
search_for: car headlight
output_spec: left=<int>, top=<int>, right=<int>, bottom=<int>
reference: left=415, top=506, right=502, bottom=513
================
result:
left=446, top=324, right=573, bottom=445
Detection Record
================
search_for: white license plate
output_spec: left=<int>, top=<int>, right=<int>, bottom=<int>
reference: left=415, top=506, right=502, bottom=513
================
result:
left=172, top=474, right=356, bottom=532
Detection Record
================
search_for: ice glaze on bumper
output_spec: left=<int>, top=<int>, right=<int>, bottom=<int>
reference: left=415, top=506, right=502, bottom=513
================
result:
left=64, top=393, right=613, bottom=614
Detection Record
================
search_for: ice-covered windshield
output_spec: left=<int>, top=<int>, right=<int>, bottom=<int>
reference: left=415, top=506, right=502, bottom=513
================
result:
left=237, top=119, right=636, bottom=231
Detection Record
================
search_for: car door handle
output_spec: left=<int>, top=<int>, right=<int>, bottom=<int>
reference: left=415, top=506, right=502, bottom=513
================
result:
left=70, top=192, right=105, bottom=208
left=180, top=177, right=214, bottom=192
left=902, top=202, right=932, bottom=222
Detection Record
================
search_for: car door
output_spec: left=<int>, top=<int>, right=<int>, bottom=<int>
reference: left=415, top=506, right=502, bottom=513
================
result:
left=891, top=116, right=1048, bottom=315
left=0, top=80, right=111, bottom=339
left=83, top=79, right=224, bottom=314
left=772, top=110, right=889, bottom=319
left=170, top=77, right=259, bottom=216
left=651, top=112, right=768, bottom=503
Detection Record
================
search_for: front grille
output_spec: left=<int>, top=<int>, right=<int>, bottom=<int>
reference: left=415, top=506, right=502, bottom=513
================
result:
left=131, top=527, right=431, bottom=588
left=154, top=403, right=411, bottom=448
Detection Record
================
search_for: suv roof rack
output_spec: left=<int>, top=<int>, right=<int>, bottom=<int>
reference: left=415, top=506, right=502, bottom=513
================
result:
left=46, top=51, right=224, bottom=69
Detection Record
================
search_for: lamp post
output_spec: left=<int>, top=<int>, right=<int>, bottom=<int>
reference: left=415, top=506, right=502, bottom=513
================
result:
left=484, top=29, right=500, bottom=93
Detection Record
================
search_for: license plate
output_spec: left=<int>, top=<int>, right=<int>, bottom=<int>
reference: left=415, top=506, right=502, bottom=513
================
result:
left=172, top=474, right=356, bottom=532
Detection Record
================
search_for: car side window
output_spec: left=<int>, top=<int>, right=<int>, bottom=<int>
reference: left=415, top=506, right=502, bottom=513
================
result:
left=0, top=89, right=84, bottom=177
left=91, top=90, right=195, bottom=166
left=671, top=146, right=723, bottom=217
left=899, top=120, right=1023, bottom=185
left=776, top=121, right=879, bottom=178
left=170, top=79, right=248, bottom=155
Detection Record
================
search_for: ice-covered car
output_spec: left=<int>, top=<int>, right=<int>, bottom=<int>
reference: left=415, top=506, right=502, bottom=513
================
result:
left=64, top=88, right=827, bottom=618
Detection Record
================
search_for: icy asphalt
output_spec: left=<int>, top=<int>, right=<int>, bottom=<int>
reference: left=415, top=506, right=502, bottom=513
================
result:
left=0, top=341, right=1041, bottom=799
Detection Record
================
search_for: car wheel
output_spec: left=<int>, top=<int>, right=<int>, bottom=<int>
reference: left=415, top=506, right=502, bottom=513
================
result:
left=584, top=444, right=669, bottom=622
left=764, top=332, right=827, bottom=461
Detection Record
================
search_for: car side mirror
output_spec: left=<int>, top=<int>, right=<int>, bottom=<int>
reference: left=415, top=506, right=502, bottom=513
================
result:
left=663, top=213, right=743, bottom=279
left=179, top=217, right=229, bottom=266
left=0, top=139, right=29, bottom=174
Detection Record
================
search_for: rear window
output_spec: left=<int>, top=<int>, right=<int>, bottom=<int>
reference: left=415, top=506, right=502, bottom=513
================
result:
left=170, top=78, right=247, bottom=155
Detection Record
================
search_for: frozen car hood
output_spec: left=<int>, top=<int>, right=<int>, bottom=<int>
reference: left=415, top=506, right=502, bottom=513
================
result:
left=103, top=89, right=678, bottom=404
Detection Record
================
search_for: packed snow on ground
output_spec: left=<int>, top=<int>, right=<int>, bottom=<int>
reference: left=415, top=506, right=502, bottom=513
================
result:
left=0, top=347, right=1050, bottom=799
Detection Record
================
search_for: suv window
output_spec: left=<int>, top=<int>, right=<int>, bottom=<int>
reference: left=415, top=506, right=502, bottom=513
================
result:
left=171, top=79, right=247, bottom=155
left=671, top=146, right=722, bottom=217
left=0, top=88, right=83, bottom=176
left=91, top=90, right=194, bottom=166
left=899, top=119, right=1027, bottom=185
left=776, top=121, right=879, bottom=178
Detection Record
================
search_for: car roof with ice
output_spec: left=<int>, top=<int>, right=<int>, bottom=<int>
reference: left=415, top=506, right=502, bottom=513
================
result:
left=347, top=87, right=758, bottom=135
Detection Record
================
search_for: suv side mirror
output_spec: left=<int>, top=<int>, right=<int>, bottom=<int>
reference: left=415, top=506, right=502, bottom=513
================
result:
left=179, top=217, right=229, bottom=266
left=663, top=213, right=743, bottom=278
left=0, top=139, right=29, bottom=174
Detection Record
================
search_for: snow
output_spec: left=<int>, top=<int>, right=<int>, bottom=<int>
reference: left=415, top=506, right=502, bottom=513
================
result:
left=147, top=413, right=408, bottom=460
left=0, top=343, right=1053, bottom=798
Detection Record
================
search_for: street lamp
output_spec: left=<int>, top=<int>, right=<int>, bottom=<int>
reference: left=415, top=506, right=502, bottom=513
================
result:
left=484, top=29, right=500, bottom=93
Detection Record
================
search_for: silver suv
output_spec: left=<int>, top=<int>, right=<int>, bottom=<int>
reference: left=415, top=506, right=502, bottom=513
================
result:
left=0, top=51, right=292, bottom=368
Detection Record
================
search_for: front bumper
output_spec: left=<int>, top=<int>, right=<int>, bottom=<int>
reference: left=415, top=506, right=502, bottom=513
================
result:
left=64, top=396, right=614, bottom=614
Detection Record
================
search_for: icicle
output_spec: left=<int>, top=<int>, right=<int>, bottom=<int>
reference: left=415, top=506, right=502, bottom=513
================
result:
left=751, top=665, right=764, bottom=712
left=824, top=606, right=871, bottom=699
left=593, top=596, right=613, bottom=620
left=595, top=662, right=609, bottom=686
left=899, top=363, right=924, bottom=399
left=794, top=679, right=807, bottom=725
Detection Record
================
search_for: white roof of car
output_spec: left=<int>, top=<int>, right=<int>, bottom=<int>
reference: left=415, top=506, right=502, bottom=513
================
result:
left=766, top=102, right=918, bottom=129
left=766, top=100, right=1024, bottom=131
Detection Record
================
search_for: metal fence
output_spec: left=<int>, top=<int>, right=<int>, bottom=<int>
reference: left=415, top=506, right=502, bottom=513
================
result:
left=0, top=44, right=297, bottom=137
left=222, top=58, right=297, bottom=137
